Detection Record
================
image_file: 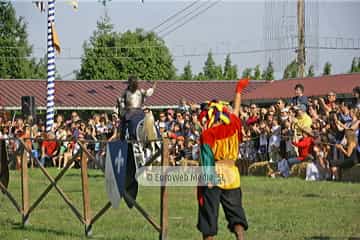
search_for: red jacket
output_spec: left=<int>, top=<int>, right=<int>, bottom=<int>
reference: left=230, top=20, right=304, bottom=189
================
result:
left=42, top=140, right=58, bottom=156
left=246, top=116, right=259, bottom=126
left=292, top=136, right=314, bottom=161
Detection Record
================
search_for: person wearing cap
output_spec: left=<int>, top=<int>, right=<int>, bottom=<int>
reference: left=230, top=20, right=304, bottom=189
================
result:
left=118, top=75, right=157, bottom=140
left=197, top=78, right=249, bottom=240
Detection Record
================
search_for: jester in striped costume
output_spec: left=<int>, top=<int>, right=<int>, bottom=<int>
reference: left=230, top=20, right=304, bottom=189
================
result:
left=197, top=78, right=249, bottom=240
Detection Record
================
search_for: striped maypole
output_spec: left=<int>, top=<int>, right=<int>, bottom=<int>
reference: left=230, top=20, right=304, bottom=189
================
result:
left=46, top=0, right=56, bottom=132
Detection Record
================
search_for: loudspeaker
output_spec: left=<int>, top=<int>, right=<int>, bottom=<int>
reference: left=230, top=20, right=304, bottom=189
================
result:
left=21, top=96, right=36, bottom=119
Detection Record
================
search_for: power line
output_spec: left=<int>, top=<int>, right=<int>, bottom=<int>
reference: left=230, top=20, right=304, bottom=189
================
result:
left=156, top=1, right=212, bottom=35
left=150, top=0, right=201, bottom=32
left=306, top=46, right=360, bottom=50
left=2, top=46, right=360, bottom=61
left=160, top=1, right=222, bottom=38
left=0, top=47, right=298, bottom=60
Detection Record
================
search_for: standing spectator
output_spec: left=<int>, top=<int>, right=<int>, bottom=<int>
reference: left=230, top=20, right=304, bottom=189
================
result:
left=268, top=117, right=281, bottom=162
left=157, top=112, right=167, bottom=129
left=191, top=112, right=202, bottom=135
left=256, top=121, right=269, bottom=162
left=337, top=102, right=352, bottom=128
left=179, top=97, right=190, bottom=112
left=166, top=109, right=175, bottom=131
left=246, top=104, right=259, bottom=126
left=293, top=105, right=312, bottom=136
left=319, top=91, right=337, bottom=116
left=57, top=126, right=68, bottom=169
left=352, top=86, right=360, bottom=109
left=275, top=99, right=286, bottom=119
left=175, top=112, right=185, bottom=129
left=71, top=111, right=80, bottom=123
left=291, top=84, right=308, bottom=109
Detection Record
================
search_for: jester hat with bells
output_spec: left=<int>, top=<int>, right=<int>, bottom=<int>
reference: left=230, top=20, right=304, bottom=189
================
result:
left=198, top=78, right=249, bottom=129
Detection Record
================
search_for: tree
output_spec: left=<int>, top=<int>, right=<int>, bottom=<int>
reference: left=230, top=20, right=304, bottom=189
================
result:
left=242, top=68, right=252, bottom=78
left=253, top=65, right=262, bottom=80
left=99, top=0, right=111, bottom=6
left=350, top=57, right=358, bottom=73
left=323, top=62, right=332, bottom=76
left=77, top=15, right=176, bottom=80
left=307, top=65, right=315, bottom=77
left=180, top=61, right=193, bottom=80
left=0, top=1, right=46, bottom=79
left=194, top=72, right=206, bottom=80
left=283, top=60, right=298, bottom=79
left=358, top=57, right=360, bottom=71
left=223, top=54, right=238, bottom=80
left=262, top=60, right=274, bottom=80
left=203, top=52, right=223, bottom=80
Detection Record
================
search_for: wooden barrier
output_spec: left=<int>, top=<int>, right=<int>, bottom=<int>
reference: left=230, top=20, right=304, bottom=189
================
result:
left=0, top=137, right=169, bottom=239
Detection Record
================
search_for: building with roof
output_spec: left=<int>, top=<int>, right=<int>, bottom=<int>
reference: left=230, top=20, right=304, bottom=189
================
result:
left=0, top=73, right=359, bottom=111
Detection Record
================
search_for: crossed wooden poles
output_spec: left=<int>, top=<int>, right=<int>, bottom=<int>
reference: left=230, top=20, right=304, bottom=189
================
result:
left=0, top=138, right=169, bottom=239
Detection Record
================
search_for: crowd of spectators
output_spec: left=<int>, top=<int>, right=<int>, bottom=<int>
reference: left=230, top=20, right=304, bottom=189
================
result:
left=0, top=85, right=359, bottom=181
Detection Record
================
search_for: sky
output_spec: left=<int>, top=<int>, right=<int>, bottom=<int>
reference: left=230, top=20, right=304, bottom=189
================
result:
left=12, top=0, right=360, bottom=80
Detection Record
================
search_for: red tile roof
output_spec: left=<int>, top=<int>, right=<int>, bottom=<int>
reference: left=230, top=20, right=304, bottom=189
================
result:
left=0, top=79, right=266, bottom=110
left=243, top=73, right=360, bottom=102
left=0, top=73, right=358, bottom=110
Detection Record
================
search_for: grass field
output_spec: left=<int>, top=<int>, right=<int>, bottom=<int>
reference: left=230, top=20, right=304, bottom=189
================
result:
left=0, top=169, right=360, bottom=240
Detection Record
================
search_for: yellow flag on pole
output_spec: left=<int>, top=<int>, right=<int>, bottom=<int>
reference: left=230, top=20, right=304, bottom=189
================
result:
left=51, top=22, right=61, bottom=54
left=67, top=0, right=78, bottom=10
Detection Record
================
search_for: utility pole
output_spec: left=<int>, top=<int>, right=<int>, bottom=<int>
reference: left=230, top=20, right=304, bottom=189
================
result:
left=297, top=0, right=305, bottom=78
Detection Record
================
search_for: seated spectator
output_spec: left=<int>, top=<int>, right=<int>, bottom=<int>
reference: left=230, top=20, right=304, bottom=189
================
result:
left=305, top=143, right=330, bottom=181
left=332, top=129, right=358, bottom=180
left=278, top=127, right=314, bottom=177
left=289, top=127, right=314, bottom=165
left=40, top=132, right=59, bottom=167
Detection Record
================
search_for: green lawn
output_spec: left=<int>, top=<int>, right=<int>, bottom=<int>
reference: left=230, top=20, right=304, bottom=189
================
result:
left=1, top=169, right=359, bottom=240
